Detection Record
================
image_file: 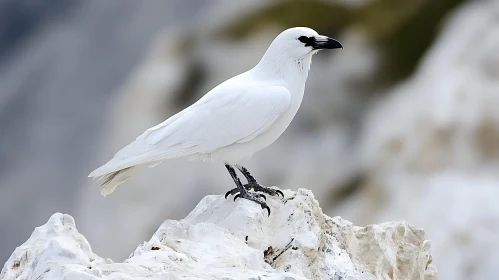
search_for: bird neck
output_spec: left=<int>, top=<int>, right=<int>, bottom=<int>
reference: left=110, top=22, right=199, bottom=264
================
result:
left=253, top=49, right=312, bottom=86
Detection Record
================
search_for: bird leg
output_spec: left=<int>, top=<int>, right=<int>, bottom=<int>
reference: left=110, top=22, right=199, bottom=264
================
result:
left=237, top=166, right=284, bottom=198
left=224, top=164, right=270, bottom=216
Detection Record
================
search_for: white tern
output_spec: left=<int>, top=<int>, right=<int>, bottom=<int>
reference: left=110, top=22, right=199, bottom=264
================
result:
left=89, top=27, right=342, bottom=215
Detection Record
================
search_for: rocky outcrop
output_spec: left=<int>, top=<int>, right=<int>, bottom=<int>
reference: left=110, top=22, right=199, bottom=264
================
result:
left=1, top=189, right=436, bottom=280
left=341, top=1, right=499, bottom=279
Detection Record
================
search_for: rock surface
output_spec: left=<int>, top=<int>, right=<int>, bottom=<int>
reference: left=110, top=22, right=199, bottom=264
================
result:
left=1, top=189, right=436, bottom=280
left=338, top=1, right=499, bottom=279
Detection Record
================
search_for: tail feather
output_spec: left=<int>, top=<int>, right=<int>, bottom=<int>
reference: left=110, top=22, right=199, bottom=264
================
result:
left=88, top=135, right=187, bottom=195
left=98, top=167, right=138, bottom=196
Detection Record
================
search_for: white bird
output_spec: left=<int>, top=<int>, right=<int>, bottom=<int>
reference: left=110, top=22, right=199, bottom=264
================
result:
left=89, top=27, right=342, bottom=215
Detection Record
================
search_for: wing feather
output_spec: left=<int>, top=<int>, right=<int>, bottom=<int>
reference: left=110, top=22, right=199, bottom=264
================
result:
left=151, top=85, right=289, bottom=151
left=89, top=85, right=290, bottom=177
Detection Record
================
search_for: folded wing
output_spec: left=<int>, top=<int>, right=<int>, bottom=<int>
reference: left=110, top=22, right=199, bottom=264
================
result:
left=89, top=85, right=291, bottom=177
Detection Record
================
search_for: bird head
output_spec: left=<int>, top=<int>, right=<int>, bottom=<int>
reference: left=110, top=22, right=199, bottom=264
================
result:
left=270, top=27, right=343, bottom=59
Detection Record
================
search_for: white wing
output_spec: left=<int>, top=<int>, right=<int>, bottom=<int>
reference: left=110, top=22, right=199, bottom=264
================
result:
left=89, top=85, right=290, bottom=177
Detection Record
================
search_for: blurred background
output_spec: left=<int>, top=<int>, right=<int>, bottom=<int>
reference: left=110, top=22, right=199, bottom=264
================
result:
left=1, top=0, right=498, bottom=279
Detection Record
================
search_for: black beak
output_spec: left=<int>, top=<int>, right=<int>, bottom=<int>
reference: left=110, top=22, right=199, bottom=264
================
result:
left=312, top=37, right=342, bottom=50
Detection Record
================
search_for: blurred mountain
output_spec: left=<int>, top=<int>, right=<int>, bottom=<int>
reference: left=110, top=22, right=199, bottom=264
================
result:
left=0, top=0, right=77, bottom=60
left=0, top=0, right=210, bottom=264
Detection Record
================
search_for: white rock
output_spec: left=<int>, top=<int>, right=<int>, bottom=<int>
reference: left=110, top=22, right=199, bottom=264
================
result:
left=361, top=0, right=499, bottom=172
left=1, top=189, right=436, bottom=280
left=340, top=1, right=499, bottom=279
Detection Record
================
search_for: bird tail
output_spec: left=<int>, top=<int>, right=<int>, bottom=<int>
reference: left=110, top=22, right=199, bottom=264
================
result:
left=96, top=166, right=139, bottom=196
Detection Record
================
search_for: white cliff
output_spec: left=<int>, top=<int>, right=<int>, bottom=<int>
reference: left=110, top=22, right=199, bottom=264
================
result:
left=340, top=1, right=499, bottom=279
left=2, top=189, right=436, bottom=280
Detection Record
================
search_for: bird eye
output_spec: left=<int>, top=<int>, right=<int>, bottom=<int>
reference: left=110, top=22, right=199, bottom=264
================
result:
left=298, top=36, right=315, bottom=47
left=298, top=36, right=309, bottom=43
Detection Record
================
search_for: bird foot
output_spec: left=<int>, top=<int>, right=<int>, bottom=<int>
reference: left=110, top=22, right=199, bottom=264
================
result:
left=244, top=182, right=284, bottom=198
left=225, top=183, right=283, bottom=200
left=225, top=188, right=266, bottom=201
left=224, top=189, right=270, bottom=216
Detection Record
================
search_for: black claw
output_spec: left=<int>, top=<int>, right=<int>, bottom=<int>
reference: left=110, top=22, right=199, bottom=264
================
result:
left=257, top=194, right=267, bottom=201
left=234, top=193, right=241, bottom=201
left=276, top=190, right=284, bottom=198
left=243, top=182, right=284, bottom=199
left=262, top=205, right=271, bottom=216
left=225, top=190, right=232, bottom=199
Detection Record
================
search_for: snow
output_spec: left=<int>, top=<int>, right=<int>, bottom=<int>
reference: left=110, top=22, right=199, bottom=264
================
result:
left=1, top=188, right=436, bottom=280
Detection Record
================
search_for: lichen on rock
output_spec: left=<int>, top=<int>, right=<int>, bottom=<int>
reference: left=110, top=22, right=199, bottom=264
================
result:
left=1, top=189, right=437, bottom=280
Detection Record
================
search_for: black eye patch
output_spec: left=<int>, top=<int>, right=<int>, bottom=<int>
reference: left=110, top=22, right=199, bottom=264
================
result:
left=298, top=36, right=315, bottom=47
